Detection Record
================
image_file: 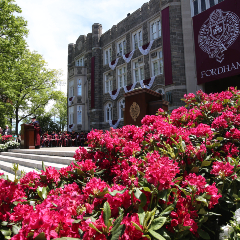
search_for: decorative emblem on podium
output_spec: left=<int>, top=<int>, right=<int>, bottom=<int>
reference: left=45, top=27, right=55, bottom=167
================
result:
left=130, top=102, right=140, bottom=122
left=198, top=9, right=240, bottom=63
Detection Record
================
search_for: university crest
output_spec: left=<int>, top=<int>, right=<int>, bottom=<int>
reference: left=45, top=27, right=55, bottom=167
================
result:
left=198, top=9, right=240, bottom=63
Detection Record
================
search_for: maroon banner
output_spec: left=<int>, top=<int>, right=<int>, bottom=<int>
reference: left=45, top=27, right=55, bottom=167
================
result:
left=193, top=0, right=240, bottom=84
left=162, top=7, right=173, bottom=86
left=91, top=57, right=95, bottom=109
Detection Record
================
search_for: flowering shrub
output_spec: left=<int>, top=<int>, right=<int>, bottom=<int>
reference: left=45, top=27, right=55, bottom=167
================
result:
left=0, top=144, right=7, bottom=152
left=5, top=141, right=20, bottom=149
left=0, top=87, right=240, bottom=239
left=0, top=141, right=19, bottom=152
left=1, top=135, right=13, bottom=144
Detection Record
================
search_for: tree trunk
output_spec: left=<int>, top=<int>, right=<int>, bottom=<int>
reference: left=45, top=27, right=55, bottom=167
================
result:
left=16, top=107, right=18, bottom=134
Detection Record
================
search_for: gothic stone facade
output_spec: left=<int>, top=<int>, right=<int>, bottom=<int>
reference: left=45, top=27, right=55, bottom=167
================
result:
left=67, top=0, right=198, bottom=132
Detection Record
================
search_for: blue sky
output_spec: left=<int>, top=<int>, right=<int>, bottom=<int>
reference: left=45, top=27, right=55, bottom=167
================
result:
left=15, top=0, right=150, bottom=93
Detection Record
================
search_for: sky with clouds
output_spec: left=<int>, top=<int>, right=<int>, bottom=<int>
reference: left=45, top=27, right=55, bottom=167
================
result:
left=15, top=0, right=149, bottom=93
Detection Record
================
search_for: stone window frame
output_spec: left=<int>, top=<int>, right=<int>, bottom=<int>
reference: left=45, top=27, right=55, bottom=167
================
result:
left=104, top=71, right=113, bottom=93
left=104, top=45, right=112, bottom=65
left=77, top=79, right=82, bottom=96
left=132, top=57, right=145, bottom=83
left=150, top=49, right=164, bottom=77
left=75, top=56, right=84, bottom=66
left=117, top=64, right=127, bottom=88
left=116, top=38, right=127, bottom=57
left=69, top=80, right=74, bottom=98
left=155, top=88, right=165, bottom=100
left=190, top=0, right=224, bottom=17
left=132, top=28, right=143, bottom=50
left=69, top=106, right=74, bottom=125
left=105, top=102, right=113, bottom=122
left=77, top=105, right=82, bottom=124
left=118, top=98, right=125, bottom=119
left=149, top=17, right=161, bottom=41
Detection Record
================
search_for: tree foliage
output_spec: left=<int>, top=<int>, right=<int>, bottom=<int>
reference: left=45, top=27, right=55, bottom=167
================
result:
left=50, top=92, right=67, bottom=132
left=0, top=0, right=28, bottom=127
left=0, top=0, right=63, bottom=132
left=12, top=49, right=62, bottom=133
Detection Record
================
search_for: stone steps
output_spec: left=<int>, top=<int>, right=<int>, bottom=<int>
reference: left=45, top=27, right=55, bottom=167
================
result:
left=0, top=148, right=77, bottom=180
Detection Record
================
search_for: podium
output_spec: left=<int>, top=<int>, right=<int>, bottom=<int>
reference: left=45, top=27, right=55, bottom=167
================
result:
left=21, top=124, right=35, bottom=149
left=124, top=88, right=168, bottom=126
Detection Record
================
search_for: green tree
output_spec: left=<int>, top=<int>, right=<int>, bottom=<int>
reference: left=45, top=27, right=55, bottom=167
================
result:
left=51, top=92, right=67, bottom=132
left=12, top=49, right=62, bottom=134
left=0, top=0, right=28, bottom=127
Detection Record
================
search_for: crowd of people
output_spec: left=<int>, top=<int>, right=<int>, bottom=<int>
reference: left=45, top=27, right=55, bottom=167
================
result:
left=40, top=131, right=89, bottom=147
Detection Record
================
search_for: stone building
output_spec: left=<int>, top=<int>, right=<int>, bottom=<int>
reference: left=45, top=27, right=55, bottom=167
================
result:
left=67, top=0, right=230, bottom=132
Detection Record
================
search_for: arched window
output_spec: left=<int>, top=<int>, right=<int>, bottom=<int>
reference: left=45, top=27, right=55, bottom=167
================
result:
left=118, top=98, right=125, bottom=119
left=78, top=79, right=82, bottom=96
left=105, top=103, right=113, bottom=122
left=156, top=88, right=165, bottom=100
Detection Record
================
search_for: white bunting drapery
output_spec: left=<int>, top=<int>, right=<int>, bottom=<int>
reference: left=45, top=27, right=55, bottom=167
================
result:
left=109, top=58, right=120, bottom=70
left=109, top=88, right=120, bottom=100
left=139, top=40, right=154, bottom=55
left=68, top=96, right=75, bottom=106
left=123, top=82, right=137, bottom=93
left=109, top=119, right=121, bottom=129
left=123, top=50, right=135, bottom=63
left=139, top=76, right=155, bottom=89
left=69, top=124, right=75, bottom=130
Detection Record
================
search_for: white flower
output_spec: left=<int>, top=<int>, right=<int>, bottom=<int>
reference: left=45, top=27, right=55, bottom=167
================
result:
left=220, top=224, right=234, bottom=240
left=234, top=208, right=240, bottom=224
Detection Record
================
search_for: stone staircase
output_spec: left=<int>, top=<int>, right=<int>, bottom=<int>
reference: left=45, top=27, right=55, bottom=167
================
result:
left=0, top=148, right=77, bottom=181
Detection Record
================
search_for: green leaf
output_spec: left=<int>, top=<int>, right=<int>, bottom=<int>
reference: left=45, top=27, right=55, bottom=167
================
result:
left=110, top=224, right=125, bottom=240
left=148, top=229, right=166, bottom=240
left=42, top=161, right=46, bottom=172
left=190, top=167, right=199, bottom=173
left=150, top=217, right=166, bottom=231
left=78, top=228, right=84, bottom=237
left=142, top=235, right=151, bottom=239
left=72, top=219, right=81, bottom=224
left=134, top=188, right=142, bottom=199
left=89, top=223, right=102, bottom=234
left=0, top=229, right=11, bottom=236
left=1, top=222, right=8, bottom=226
left=40, top=175, right=47, bottom=182
left=42, top=187, right=47, bottom=200
left=109, top=189, right=126, bottom=196
left=196, top=196, right=208, bottom=206
left=96, top=187, right=108, bottom=198
left=12, top=225, right=20, bottom=235
left=111, top=214, right=123, bottom=233
left=53, top=238, right=82, bottom=240
left=131, top=222, right=143, bottom=232
left=103, top=201, right=111, bottom=227
left=139, top=192, right=147, bottom=207
left=197, top=229, right=210, bottom=239
left=35, top=232, right=46, bottom=240
left=138, top=207, right=145, bottom=226
left=158, top=189, right=171, bottom=202
left=201, top=161, right=212, bottom=167
left=160, top=205, right=174, bottom=216
left=143, top=187, right=151, bottom=192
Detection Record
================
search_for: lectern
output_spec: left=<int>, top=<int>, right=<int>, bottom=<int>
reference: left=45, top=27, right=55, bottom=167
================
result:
left=21, top=124, right=35, bottom=149
left=124, top=88, right=168, bottom=126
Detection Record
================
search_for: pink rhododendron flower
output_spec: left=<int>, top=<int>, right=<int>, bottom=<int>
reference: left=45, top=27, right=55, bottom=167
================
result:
left=211, top=161, right=234, bottom=178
